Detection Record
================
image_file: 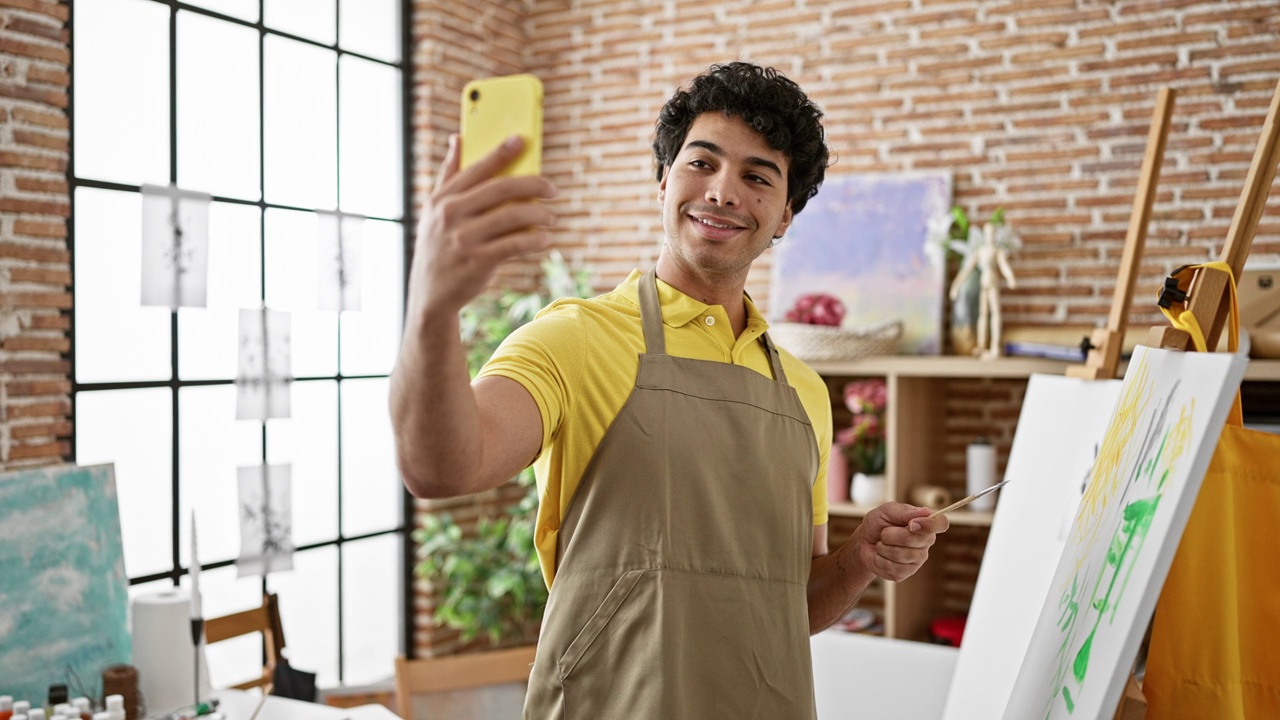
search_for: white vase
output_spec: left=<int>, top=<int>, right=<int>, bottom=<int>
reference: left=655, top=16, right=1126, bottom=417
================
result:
left=850, top=472, right=887, bottom=507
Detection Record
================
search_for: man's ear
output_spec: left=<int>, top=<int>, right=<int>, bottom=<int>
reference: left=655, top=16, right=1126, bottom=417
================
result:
left=658, top=173, right=668, bottom=204
left=774, top=203, right=794, bottom=239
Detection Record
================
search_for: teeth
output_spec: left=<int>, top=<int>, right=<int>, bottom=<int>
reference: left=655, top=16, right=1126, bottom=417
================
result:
left=696, top=217, right=735, bottom=230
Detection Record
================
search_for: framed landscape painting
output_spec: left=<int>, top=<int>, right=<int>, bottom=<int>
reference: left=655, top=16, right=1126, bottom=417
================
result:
left=771, top=172, right=951, bottom=355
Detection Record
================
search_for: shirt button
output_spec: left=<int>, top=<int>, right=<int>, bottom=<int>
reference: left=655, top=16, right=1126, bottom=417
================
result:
left=705, top=316, right=716, bottom=326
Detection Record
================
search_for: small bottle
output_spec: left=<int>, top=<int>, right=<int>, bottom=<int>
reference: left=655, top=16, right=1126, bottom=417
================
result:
left=28, top=709, right=45, bottom=720
left=13, top=702, right=30, bottom=719
left=0, top=696, right=13, bottom=720
left=92, top=715, right=109, bottom=720
left=70, top=700, right=90, bottom=720
left=45, top=686, right=67, bottom=719
left=52, top=708, right=71, bottom=720
left=102, top=697, right=123, bottom=720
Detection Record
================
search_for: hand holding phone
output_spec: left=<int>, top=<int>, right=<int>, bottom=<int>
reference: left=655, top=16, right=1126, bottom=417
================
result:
left=460, top=74, right=543, bottom=176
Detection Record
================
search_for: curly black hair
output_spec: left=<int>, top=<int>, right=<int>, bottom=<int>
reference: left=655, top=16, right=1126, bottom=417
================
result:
left=653, top=62, right=829, bottom=216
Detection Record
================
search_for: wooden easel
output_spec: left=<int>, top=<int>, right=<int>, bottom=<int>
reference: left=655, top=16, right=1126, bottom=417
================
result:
left=1115, top=76, right=1280, bottom=720
left=1068, top=87, right=1176, bottom=381
left=1149, top=77, right=1280, bottom=353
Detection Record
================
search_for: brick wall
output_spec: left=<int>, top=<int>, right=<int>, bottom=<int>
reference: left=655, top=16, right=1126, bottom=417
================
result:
left=520, top=0, right=1280, bottom=322
left=410, top=0, right=1280, bottom=655
left=0, top=0, right=70, bottom=469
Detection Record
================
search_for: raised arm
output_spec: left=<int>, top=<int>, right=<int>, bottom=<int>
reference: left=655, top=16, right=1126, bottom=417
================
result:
left=390, top=134, right=557, bottom=499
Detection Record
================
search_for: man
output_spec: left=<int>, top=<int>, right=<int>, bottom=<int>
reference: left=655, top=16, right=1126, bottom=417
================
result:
left=391, top=62, right=950, bottom=719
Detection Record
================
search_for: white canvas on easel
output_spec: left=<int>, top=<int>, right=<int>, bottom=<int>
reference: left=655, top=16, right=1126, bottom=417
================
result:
left=941, top=373, right=1123, bottom=720
left=1002, top=345, right=1247, bottom=719
left=811, top=374, right=1123, bottom=720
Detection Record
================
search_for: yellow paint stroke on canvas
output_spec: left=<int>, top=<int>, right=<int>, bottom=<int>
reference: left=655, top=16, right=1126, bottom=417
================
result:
left=1069, top=357, right=1150, bottom=565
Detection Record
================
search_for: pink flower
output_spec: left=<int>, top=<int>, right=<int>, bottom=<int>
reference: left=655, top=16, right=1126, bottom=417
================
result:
left=837, top=379, right=887, bottom=475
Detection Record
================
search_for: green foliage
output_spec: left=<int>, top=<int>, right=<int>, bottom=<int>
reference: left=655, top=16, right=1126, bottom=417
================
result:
left=414, top=468, right=546, bottom=644
left=415, top=251, right=593, bottom=645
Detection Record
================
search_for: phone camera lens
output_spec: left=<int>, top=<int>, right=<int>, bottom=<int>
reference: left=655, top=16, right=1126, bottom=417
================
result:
left=469, top=89, right=480, bottom=101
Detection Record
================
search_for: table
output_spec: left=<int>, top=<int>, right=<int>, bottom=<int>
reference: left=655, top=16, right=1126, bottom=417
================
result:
left=210, top=689, right=401, bottom=720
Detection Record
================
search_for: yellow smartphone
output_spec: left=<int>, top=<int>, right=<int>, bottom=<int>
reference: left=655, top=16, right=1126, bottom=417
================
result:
left=460, top=74, right=543, bottom=176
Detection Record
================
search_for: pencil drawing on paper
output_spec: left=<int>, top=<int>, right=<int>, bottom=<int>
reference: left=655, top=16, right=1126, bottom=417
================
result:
left=140, top=184, right=211, bottom=309
left=317, top=211, right=363, bottom=312
left=237, top=464, right=295, bottom=578
left=236, top=308, right=292, bottom=420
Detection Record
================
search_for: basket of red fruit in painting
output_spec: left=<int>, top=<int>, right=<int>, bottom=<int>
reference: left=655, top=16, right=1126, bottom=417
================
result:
left=770, top=293, right=903, bottom=362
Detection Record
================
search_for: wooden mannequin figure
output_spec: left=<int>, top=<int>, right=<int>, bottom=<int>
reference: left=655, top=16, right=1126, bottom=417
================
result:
left=950, top=223, right=1017, bottom=358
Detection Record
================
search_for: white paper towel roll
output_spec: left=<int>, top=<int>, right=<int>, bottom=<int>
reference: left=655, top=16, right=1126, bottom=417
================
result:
left=131, top=589, right=211, bottom=714
left=967, top=438, right=998, bottom=511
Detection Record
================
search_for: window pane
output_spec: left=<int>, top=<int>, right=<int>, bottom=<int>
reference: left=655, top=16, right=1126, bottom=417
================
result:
left=340, top=219, right=403, bottom=376
left=73, top=0, right=169, bottom=185
left=180, top=385, right=266, bottom=566
left=339, top=57, right=402, bottom=219
left=74, top=188, right=171, bottom=383
left=183, top=0, right=258, bottom=23
left=265, top=36, right=337, bottom=209
left=267, top=380, right=339, bottom=546
left=178, top=11, right=261, bottom=200
left=267, top=546, right=339, bottom=686
left=183, top=565, right=268, bottom=689
left=342, top=534, right=401, bottom=684
left=179, top=202, right=262, bottom=381
left=264, top=209, right=338, bottom=376
left=339, top=0, right=399, bottom=63
left=341, top=377, right=400, bottom=536
left=266, top=0, right=336, bottom=45
left=76, top=388, right=172, bottom=578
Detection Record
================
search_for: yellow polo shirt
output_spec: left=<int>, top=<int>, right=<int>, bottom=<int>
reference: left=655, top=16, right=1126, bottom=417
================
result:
left=479, top=270, right=832, bottom=586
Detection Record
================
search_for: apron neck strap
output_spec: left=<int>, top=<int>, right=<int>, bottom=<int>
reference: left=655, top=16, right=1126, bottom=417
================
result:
left=639, top=268, right=667, bottom=355
left=760, top=330, right=789, bottom=384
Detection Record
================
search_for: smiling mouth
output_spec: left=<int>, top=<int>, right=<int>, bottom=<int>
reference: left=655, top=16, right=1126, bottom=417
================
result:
left=691, top=215, right=744, bottom=231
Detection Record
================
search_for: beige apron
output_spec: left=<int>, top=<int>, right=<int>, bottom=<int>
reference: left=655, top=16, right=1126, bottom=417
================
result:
left=524, top=269, right=820, bottom=720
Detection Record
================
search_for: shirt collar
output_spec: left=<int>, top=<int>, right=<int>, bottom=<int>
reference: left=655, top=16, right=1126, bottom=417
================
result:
left=617, top=269, right=772, bottom=335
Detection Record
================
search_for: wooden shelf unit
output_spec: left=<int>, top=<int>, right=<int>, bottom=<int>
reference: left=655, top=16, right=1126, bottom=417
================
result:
left=816, top=355, right=1280, bottom=642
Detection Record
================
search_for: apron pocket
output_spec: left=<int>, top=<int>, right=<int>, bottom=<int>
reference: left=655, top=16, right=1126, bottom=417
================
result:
left=557, top=568, right=645, bottom=681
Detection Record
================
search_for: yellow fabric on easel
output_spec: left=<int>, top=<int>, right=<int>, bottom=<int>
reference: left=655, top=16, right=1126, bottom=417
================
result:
left=1145, top=263, right=1280, bottom=719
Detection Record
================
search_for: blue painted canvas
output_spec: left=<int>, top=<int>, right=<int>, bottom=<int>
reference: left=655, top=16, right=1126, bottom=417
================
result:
left=0, top=464, right=130, bottom=703
left=771, top=172, right=952, bottom=354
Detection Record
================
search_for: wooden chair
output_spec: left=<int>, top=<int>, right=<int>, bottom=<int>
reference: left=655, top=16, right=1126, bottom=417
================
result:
left=394, top=646, right=536, bottom=720
left=204, top=593, right=286, bottom=691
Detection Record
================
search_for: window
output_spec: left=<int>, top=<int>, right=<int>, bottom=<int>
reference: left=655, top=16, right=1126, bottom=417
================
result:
left=71, top=0, right=410, bottom=686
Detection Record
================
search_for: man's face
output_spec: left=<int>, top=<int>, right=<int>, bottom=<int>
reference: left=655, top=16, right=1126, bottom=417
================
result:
left=659, top=113, right=793, bottom=281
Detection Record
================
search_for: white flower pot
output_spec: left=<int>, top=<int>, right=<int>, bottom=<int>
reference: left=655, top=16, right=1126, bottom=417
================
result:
left=850, top=472, right=887, bottom=507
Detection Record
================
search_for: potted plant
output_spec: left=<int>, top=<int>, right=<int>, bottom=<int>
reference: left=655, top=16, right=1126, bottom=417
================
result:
left=838, top=379, right=888, bottom=506
left=413, top=252, right=594, bottom=651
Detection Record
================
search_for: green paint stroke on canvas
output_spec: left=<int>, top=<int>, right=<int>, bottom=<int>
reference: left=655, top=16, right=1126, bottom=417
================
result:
left=1071, top=495, right=1161, bottom=686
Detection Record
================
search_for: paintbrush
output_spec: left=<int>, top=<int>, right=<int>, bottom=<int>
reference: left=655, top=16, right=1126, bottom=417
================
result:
left=928, top=478, right=1012, bottom=518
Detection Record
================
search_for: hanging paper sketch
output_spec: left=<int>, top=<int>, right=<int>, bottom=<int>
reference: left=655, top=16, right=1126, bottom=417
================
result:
left=316, top=210, right=364, bottom=312
left=1002, top=346, right=1248, bottom=720
left=141, top=183, right=211, bottom=308
left=0, top=464, right=130, bottom=703
left=236, top=308, right=291, bottom=419
left=771, top=172, right=951, bottom=354
left=237, top=464, right=295, bottom=577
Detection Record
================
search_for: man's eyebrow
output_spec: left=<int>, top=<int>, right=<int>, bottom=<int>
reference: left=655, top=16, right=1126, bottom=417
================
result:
left=684, top=139, right=783, bottom=178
